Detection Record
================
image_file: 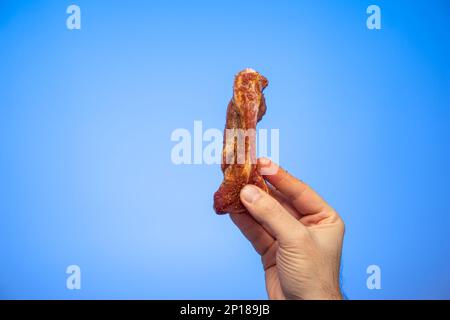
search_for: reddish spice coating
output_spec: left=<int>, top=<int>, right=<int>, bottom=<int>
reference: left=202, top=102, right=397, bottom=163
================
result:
left=213, top=69, right=269, bottom=215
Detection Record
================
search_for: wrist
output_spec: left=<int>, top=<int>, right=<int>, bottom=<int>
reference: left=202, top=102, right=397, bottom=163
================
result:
left=302, top=284, right=343, bottom=300
left=317, top=289, right=343, bottom=300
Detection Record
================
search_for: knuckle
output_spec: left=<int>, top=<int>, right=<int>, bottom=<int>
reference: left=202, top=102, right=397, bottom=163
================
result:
left=333, top=213, right=345, bottom=232
left=337, top=217, right=345, bottom=233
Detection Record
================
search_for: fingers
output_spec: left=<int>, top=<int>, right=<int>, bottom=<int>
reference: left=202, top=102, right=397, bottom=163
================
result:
left=230, top=213, right=279, bottom=271
left=258, top=158, right=330, bottom=215
left=230, top=213, right=275, bottom=256
left=240, top=185, right=307, bottom=244
left=268, top=185, right=302, bottom=220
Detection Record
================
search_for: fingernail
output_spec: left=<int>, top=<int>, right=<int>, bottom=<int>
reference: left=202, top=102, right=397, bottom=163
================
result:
left=241, top=185, right=261, bottom=204
left=258, top=158, right=271, bottom=166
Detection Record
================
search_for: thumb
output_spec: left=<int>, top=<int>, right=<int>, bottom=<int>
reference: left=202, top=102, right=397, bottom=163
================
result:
left=240, top=185, right=307, bottom=244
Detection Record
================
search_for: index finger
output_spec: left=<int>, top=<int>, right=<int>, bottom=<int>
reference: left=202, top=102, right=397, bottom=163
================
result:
left=258, top=158, right=330, bottom=215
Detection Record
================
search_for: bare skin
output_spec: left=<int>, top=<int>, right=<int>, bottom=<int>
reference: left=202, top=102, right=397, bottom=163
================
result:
left=231, top=158, right=345, bottom=300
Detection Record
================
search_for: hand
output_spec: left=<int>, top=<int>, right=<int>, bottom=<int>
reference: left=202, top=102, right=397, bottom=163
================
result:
left=231, top=158, right=345, bottom=300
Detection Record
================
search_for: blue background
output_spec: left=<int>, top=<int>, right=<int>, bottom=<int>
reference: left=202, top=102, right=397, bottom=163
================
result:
left=1, top=0, right=449, bottom=299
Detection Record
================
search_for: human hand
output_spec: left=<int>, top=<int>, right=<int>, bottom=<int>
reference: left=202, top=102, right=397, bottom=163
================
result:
left=230, top=158, right=345, bottom=300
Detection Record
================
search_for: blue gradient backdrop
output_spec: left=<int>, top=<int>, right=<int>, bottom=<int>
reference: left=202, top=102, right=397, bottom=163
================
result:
left=1, top=0, right=449, bottom=299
